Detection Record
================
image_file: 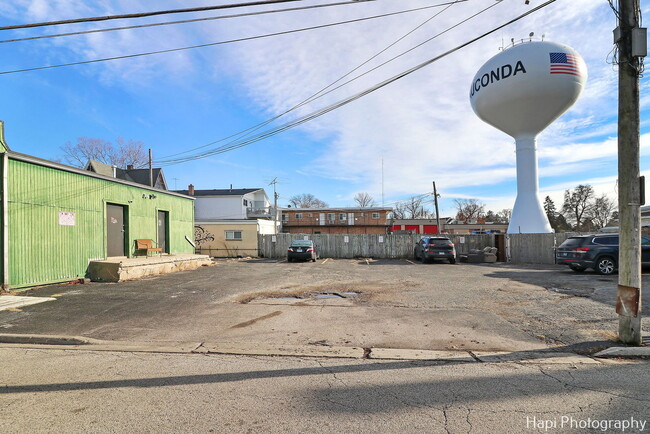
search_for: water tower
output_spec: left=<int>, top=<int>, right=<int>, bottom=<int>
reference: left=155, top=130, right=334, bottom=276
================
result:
left=469, top=40, right=587, bottom=233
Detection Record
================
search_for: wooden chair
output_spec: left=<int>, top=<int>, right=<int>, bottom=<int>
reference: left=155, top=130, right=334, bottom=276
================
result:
left=135, top=239, right=163, bottom=256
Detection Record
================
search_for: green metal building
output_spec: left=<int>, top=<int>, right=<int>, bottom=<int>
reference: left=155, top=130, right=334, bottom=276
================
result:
left=0, top=124, right=195, bottom=290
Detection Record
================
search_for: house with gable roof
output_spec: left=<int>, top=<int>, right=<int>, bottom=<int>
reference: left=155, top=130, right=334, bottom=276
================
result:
left=85, top=160, right=168, bottom=190
left=173, top=184, right=280, bottom=257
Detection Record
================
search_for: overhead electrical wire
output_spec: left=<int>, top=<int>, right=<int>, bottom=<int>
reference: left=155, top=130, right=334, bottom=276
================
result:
left=0, top=0, right=392, bottom=45
left=158, top=0, right=468, bottom=161
left=0, top=0, right=306, bottom=32
left=155, top=0, right=557, bottom=167
left=156, top=0, right=498, bottom=163
left=0, top=2, right=462, bottom=76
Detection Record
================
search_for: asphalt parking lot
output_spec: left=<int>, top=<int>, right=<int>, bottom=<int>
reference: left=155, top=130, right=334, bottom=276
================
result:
left=0, top=258, right=647, bottom=353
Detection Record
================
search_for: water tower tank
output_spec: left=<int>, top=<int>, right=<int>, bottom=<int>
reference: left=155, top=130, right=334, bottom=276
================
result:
left=469, top=40, right=587, bottom=233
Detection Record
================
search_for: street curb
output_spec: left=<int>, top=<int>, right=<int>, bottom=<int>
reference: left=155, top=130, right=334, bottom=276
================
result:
left=593, top=346, right=650, bottom=358
left=0, top=333, right=93, bottom=346
left=0, top=333, right=605, bottom=363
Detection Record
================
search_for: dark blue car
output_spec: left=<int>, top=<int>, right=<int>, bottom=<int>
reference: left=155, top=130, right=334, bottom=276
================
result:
left=556, top=233, right=650, bottom=275
left=287, top=240, right=317, bottom=262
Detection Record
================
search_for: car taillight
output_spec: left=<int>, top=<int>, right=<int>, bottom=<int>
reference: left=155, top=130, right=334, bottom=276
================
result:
left=307, top=248, right=314, bottom=252
left=572, top=247, right=590, bottom=252
left=287, top=248, right=292, bottom=252
left=447, top=244, right=453, bottom=247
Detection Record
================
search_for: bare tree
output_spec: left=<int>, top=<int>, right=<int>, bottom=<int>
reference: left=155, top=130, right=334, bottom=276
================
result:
left=398, top=196, right=429, bottom=218
left=354, top=192, right=376, bottom=207
left=497, top=208, right=512, bottom=223
left=289, top=193, right=328, bottom=208
left=391, top=203, right=406, bottom=219
left=60, top=137, right=147, bottom=168
left=562, top=184, right=594, bottom=231
left=591, top=194, right=617, bottom=229
left=453, top=199, right=485, bottom=222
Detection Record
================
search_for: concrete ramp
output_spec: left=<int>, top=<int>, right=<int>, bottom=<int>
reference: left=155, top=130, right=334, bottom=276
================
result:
left=88, top=254, right=212, bottom=282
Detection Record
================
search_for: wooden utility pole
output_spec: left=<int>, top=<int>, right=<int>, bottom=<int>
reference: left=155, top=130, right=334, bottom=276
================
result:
left=269, top=177, right=279, bottom=234
left=616, top=0, right=644, bottom=344
left=148, top=149, right=154, bottom=187
left=433, top=181, right=441, bottom=234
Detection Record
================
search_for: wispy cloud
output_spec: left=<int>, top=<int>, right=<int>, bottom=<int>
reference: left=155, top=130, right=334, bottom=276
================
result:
left=3, top=0, right=639, bottom=210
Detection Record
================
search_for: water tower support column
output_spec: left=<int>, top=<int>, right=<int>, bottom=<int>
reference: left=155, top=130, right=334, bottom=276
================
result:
left=508, top=136, right=552, bottom=234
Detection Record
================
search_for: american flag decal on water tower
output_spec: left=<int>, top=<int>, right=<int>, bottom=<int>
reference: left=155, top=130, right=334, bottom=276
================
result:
left=549, top=52, right=580, bottom=76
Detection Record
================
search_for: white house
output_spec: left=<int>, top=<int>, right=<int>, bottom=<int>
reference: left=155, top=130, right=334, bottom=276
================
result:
left=174, top=185, right=280, bottom=257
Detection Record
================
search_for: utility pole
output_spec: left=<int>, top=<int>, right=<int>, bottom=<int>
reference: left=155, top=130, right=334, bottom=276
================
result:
left=269, top=177, right=279, bottom=234
left=432, top=181, right=441, bottom=234
left=148, top=149, right=153, bottom=187
left=381, top=158, right=385, bottom=207
left=616, top=0, right=645, bottom=344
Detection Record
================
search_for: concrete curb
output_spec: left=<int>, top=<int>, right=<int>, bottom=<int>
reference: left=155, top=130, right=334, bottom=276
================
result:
left=593, top=346, right=650, bottom=358
left=0, top=333, right=605, bottom=364
left=0, top=333, right=93, bottom=346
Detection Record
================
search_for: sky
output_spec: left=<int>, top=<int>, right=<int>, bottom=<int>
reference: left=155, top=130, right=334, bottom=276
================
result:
left=0, top=0, right=647, bottom=217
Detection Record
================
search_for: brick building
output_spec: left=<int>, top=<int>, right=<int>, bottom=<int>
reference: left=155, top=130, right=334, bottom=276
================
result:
left=391, top=218, right=508, bottom=235
left=281, top=207, right=392, bottom=234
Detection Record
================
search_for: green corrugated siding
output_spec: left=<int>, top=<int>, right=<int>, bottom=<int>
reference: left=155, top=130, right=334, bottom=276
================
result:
left=0, top=155, right=6, bottom=288
left=6, top=158, right=194, bottom=288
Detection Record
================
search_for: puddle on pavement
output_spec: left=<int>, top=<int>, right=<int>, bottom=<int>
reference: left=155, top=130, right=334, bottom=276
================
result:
left=314, top=294, right=344, bottom=299
left=246, top=290, right=362, bottom=305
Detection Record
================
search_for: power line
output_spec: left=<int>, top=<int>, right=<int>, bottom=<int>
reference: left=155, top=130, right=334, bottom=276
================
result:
left=0, top=0, right=382, bottom=45
left=0, top=2, right=457, bottom=76
left=0, top=0, right=305, bottom=32
left=155, top=0, right=499, bottom=163
left=159, top=0, right=468, bottom=160
left=155, top=0, right=557, bottom=166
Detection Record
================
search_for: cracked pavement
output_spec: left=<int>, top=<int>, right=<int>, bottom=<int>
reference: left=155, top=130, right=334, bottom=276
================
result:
left=2, top=259, right=645, bottom=353
left=1, top=259, right=649, bottom=431
left=1, top=348, right=648, bottom=433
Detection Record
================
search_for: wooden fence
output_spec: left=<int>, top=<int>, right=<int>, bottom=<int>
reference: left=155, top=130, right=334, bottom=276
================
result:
left=506, top=232, right=579, bottom=264
left=258, top=233, right=494, bottom=259
left=258, top=232, right=584, bottom=264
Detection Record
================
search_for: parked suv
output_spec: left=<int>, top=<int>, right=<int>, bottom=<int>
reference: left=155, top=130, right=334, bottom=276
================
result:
left=414, top=236, right=456, bottom=264
left=556, top=233, right=650, bottom=275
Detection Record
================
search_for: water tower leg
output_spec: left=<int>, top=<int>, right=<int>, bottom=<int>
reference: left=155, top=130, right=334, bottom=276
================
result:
left=507, top=136, right=552, bottom=234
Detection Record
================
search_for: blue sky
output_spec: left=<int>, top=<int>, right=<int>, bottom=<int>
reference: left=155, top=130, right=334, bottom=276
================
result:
left=0, top=0, right=647, bottom=217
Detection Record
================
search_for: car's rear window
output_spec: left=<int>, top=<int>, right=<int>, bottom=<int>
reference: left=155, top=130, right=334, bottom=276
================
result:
left=429, top=239, right=451, bottom=245
left=290, top=241, right=312, bottom=247
left=558, top=237, right=587, bottom=248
